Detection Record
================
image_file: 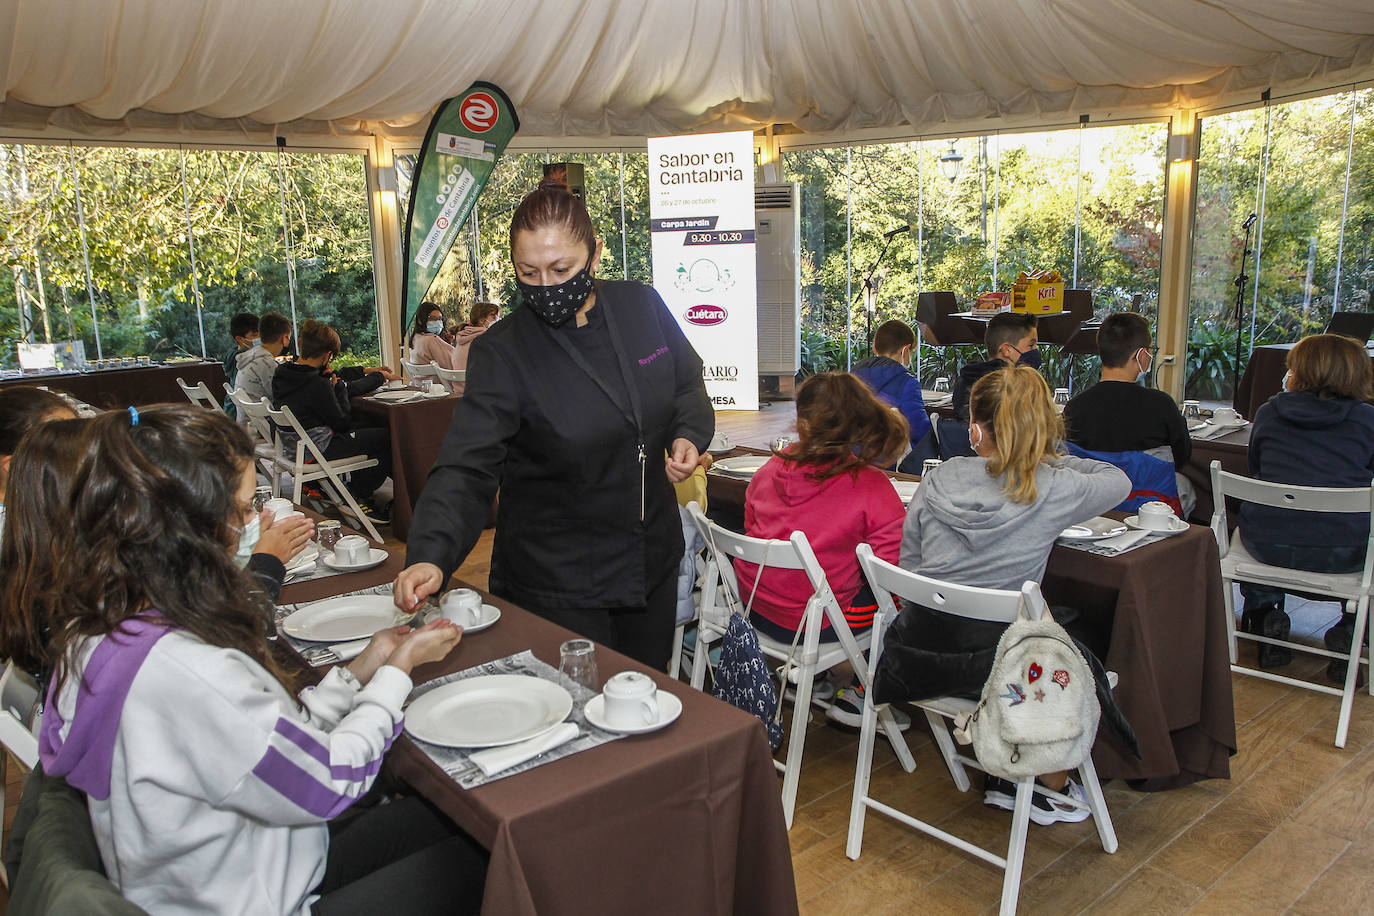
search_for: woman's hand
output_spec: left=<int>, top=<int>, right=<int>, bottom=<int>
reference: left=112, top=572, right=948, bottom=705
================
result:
left=394, top=563, right=444, bottom=612
left=666, top=438, right=700, bottom=483
left=254, top=511, right=315, bottom=564
left=369, top=365, right=398, bottom=381
left=348, top=624, right=413, bottom=685
left=385, top=619, right=462, bottom=674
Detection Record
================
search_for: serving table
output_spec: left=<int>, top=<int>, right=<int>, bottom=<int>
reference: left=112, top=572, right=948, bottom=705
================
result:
left=279, top=533, right=799, bottom=915
left=350, top=391, right=463, bottom=539
left=0, top=361, right=227, bottom=409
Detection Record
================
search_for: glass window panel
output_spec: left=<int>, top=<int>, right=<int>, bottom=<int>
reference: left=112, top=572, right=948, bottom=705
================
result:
left=1338, top=88, right=1374, bottom=312
left=1188, top=91, right=1358, bottom=400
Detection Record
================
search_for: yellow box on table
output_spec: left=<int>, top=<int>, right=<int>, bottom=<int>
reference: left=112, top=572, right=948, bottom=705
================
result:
left=1012, top=270, right=1064, bottom=314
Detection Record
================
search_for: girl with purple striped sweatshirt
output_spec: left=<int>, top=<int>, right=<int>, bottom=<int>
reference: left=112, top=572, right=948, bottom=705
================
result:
left=27, top=406, right=483, bottom=915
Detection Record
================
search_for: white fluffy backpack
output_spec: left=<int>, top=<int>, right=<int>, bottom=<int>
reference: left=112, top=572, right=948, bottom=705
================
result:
left=953, top=602, right=1100, bottom=779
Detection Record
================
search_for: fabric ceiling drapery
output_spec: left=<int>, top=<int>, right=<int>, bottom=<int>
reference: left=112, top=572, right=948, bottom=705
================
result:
left=1, top=0, right=1372, bottom=143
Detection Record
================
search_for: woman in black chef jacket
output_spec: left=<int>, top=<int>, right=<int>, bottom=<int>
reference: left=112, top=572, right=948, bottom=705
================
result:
left=393, top=176, right=714, bottom=669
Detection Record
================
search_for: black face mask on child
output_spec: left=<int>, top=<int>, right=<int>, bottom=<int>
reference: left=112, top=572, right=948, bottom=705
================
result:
left=517, top=268, right=595, bottom=328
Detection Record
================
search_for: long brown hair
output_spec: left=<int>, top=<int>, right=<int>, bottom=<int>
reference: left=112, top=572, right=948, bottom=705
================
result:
left=1287, top=333, right=1374, bottom=402
left=0, top=417, right=90, bottom=674
left=783, top=372, right=908, bottom=480
left=45, top=406, right=300, bottom=695
left=969, top=365, right=1064, bottom=504
left=509, top=173, right=596, bottom=261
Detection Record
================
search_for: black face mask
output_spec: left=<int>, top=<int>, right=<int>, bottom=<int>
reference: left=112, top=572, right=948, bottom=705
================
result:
left=517, top=268, right=595, bottom=328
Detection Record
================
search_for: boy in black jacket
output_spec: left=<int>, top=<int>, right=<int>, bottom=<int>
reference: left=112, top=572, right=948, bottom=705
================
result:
left=272, top=320, right=395, bottom=522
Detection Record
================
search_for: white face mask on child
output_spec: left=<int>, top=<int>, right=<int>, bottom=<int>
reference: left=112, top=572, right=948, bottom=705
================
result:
left=234, top=515, right=260, bottom=569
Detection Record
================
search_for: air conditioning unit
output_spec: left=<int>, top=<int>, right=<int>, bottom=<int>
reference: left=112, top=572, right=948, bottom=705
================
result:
left=755, top=183, right=800, bottom=377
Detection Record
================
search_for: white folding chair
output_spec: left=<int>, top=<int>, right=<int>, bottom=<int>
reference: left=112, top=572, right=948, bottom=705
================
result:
left=0, top=661, right=40, bottom=887
left=225, top=383, right=282, bottom=491
left=1208, top=460, right=1374, bottom=748
left=230, top=391, right=382, bottom=542
left=849, top=545, right=1117, bottom=916
left=401, top=359, right=440, bottom=386
left=433, top=366, right=466, bottom=391
left=685, top=503, right=916, bottom=829
left=176, top=376, right=220, bottom=409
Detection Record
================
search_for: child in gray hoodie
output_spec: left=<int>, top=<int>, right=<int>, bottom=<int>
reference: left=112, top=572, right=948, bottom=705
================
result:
left=876, top=365, right=1130, bottom=824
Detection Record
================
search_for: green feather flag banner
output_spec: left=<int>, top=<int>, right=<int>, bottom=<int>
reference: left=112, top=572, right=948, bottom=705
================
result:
left=401, top=81, right=519, bottom=331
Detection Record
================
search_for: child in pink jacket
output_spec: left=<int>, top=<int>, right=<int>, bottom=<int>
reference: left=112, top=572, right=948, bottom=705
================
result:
left=736, top=373, right=908, bottom=640
left=734, top=372, right=910, bottom=725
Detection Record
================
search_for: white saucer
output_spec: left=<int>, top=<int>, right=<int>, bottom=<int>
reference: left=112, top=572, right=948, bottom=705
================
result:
left=422, top=388, right=448, bottom=398
left=1124, top=515, right=1189, bottom=537
left=584, top=690, right=683, bottom=735
left=321, top=547, right=388, bottom=571
left=422, top=603, right=502, bottom=633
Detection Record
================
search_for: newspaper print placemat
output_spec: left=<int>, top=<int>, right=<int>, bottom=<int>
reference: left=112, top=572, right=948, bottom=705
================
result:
left=1055, top=529, right=1171, bottom=557
left=406, top=650, right=624, bottom=789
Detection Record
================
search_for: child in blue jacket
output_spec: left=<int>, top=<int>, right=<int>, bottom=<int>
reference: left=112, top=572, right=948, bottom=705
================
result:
left=852, top=320, right=934, bottom=473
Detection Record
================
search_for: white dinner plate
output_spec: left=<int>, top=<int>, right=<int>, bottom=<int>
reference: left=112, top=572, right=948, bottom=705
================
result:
left=279, top=594, right=411, bottom=642
left=372, top=389, right=420, bottom=402
left=421, top=603, right=502, bottom=633
left=404, top=675, right=573, bottom=748
left=1124, top=515, right=1189, bottom=537
left=712, top=455, right=770, bottom=476
left=1059, top=516, right=1129, bottom=541
left=891, top=480, right=920, bottom=504
left=584, top=690, right=683, bottom=735
left=320, top=547, right=389, bottom=572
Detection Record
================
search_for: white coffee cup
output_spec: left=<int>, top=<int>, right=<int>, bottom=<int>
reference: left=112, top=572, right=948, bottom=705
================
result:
left=1137, top=500, right=1176, bottom=531
left=601, top=671, right=660, bottom=728
left=440, top=588, right=483, bottom=627
left=709, top=431, right=731, bottom=452
left=428, top=381, right=446, bottom=395
left=1212, top=406, right=1241, bottom=426
left=387, top=379, right=406, bottom=390
left=334, top=535, right=370, bottom=565
left=264, top=497, right=295, bottom=519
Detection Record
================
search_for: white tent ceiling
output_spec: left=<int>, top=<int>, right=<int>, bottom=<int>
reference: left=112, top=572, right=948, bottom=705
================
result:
left=2, top=0, right=1373, bottom=145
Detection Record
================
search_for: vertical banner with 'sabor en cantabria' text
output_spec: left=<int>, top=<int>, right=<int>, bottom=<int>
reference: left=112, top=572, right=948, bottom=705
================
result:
left=648, top=130, right=758, bottom=411
left=401, top=81, right=518, bottom=331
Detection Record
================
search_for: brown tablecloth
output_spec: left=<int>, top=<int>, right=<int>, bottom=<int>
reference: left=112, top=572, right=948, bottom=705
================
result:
left=387, top=590, right=798, bottom=916
left=705, top=463, right=1236, bottom=790
left=1041, top=526, right=1235, bottom=789
left=0, top=362, right=227, bottom=409
left=1234, top=343, right=1374, bottom=420
left=350, top=392, right=462, bottom=540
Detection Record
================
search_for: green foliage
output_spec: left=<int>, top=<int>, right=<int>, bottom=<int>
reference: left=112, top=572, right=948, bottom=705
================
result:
left=1, top=145, right=376, bottom=368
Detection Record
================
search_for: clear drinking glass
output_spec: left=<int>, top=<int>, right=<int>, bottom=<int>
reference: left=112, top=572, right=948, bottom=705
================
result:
left=252, top=486, right=274, bottom=514
left=933, top=376, right=950, bottom=394
left=316, top=520, right=343, bottom=553
left=922, top=458, right=943, bottom=477
left=1053, top=387, right=1070, bottom=409
left=773, top=435, right=793, bottom=453
left=559, top=639, right=598, bottom=691
left=1183, top=400, right=1202, bottom=422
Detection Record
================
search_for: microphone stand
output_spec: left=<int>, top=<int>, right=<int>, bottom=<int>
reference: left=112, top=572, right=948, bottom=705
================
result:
left=1231, top=215, right=1257, bottom=405
left=853, top=229, right=908, bottom=348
